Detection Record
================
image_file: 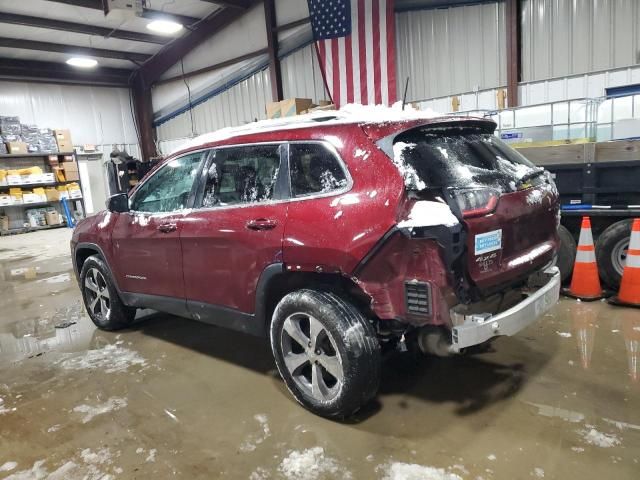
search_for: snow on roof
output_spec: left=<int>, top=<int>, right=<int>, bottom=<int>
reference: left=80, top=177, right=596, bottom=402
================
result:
left=168, top=102, right=443, bottom=156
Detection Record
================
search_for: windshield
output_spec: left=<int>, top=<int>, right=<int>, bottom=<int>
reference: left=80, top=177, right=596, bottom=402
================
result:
left=391, top=131, right=541, bottom=192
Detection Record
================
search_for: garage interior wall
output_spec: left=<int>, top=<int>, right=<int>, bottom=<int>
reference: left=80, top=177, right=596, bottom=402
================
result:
left=0, top=81, right=140, bottom=214
left=395, top=1, right=507, bottom=102
left=521, top=0, right=640, bottom=82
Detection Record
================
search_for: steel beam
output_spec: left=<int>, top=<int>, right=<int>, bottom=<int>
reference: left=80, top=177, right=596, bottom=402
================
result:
left=0, top=57, right=132, bottom=86
left=131, top=72, right=158, bottom=160
left=43, top=0, right=201, bottom=25
left=505, top=0, right=521, bottom=107
left=264, top=0, right=283, bottom=101
left=0, top=12, right=168, bottom=44
left=140, top=2, right=260, bottom=85
left=0, top=37, right=151, bottom=63
left=199, top=0, right=251, bottom=9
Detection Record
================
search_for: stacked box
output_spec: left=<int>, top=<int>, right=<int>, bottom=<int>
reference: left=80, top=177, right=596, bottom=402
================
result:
left=25, top=207, right=48, bottom=227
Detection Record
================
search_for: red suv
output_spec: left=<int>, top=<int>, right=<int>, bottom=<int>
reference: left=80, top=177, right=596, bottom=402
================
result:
left=71, top=113, right=561, bottom=418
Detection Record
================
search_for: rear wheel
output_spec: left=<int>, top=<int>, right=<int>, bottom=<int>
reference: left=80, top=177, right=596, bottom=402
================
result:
left=596, top=220, right=632, bottom=290
left=556, top=225, right=577, bottom=283
left=80, top=255, right=136, bottom=330
left=270, top=289, right=380, bottom=418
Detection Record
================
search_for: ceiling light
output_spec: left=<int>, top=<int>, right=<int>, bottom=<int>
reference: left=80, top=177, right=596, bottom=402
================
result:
left=146, top=20, right=183, bottom=35
left=66, top=57, right=98, bottom=68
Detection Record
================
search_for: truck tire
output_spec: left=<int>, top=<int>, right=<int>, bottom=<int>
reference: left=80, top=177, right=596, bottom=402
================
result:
left=80, top=255, right=136, bottom=331
left=556, top=225, right=577, bottom=283
left=596, top=219, right=632, bottom=290
left=270, top=289, right=380, bottom=418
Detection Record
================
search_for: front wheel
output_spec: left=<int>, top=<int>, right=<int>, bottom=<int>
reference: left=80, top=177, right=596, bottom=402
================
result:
left=270, top=289, right=380, bottom=418
left=80, top=255, right=136, bottom=330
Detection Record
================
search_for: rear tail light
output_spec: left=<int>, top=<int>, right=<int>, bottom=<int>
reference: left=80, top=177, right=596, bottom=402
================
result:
left=451, top=188, right=499, bottom=218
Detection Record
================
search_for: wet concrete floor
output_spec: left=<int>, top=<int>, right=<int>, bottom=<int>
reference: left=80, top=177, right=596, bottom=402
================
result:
left=0, top=228, right=639, bottom=479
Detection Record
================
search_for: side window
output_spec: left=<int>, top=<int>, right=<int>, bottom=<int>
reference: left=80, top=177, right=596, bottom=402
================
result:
left=289, top=143, right=348, bottom=197
left=130, top=153, right=202, bottom=213
left=202, top=145, right=281, bottom=208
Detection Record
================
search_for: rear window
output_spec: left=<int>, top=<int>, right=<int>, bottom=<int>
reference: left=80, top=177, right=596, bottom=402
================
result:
left=391, top=131, right=541, bottom=193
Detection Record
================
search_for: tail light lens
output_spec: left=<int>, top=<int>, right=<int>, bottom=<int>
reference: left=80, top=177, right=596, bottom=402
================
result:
left=451, top=188, right=499, bottom=218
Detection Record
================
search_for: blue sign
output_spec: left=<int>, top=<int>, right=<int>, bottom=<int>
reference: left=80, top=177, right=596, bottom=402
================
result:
left=501, top=132, right=523, bottom=140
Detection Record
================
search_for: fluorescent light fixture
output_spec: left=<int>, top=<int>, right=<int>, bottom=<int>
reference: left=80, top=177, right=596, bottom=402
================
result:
left=66, top=57, right=98, bottom=68
left=146, top=20, right=183, bottom=34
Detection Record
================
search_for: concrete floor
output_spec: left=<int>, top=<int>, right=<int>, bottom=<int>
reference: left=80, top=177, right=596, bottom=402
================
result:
left=0, top=228, right=639, bottom=480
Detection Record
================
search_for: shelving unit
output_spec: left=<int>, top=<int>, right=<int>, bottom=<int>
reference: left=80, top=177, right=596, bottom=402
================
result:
left=0, top=151, right=86, bottom=233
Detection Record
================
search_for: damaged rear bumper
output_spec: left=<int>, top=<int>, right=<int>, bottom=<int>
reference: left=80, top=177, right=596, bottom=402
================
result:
left=449, top=266, right=560, bottom=352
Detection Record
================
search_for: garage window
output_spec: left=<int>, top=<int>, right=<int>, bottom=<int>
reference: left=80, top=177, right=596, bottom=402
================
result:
left=289, top=143, right=349, bottom=197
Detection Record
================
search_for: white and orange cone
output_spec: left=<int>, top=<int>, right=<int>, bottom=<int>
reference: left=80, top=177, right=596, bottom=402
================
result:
left=565, top=217, right=603, bottom=300
left=610, top=218, right=640, bottom=308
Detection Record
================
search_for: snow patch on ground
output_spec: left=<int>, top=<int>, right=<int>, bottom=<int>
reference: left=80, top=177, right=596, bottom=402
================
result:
left=145, top=449, right=157, bottom=463
left=0, top=462, right=17, bottom=472
left=380, top=462, right=463, bottom=480
left=240, top=413, right=271, bottom=452
left=533, top=467, right=545, bottom=478
left=397, top=201, right=459, bottom=229
left=578, top=427, right=621, bottom=448
left=72, top=397, right=127, bottom=423
left=36, top=273, right=70, bottom=284
left=47, top=424, right=62, bottom=433
left=278, top=447, right=351, bottom=480
left=4, top=448, right=116, bottom=480
left=555, top=331, right=572, bottom=338
left=0, top=396, right=16, bottom=415
left=527, top=402, right=585, bottom=423
left=60, top=344, right=147, bottom=373
left=487, top=454, right=496, bottom=461
left=249, top=466, right=271, bottom=480
left=602, top=417, right=640, bottom=431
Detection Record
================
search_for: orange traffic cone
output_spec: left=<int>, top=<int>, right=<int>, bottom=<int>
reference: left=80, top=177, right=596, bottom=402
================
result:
left=609, top=218, right=640, bottom=308
left=564, top=217, right=603, bottom=300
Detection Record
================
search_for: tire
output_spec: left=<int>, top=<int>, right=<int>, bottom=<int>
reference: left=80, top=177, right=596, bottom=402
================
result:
left=556, top=225, right=577, bottom=283
left=270, top=289, right=380, bottom=418
left=80, top=254, right=136, bottom=331
left=596, top=219, right=632, bottom=290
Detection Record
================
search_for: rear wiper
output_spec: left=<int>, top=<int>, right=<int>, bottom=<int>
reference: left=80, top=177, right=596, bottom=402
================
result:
left=516, top=168, right=545, bottom=186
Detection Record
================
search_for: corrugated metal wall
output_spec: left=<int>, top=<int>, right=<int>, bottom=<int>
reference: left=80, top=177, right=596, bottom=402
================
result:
left=395, top=2, right=506, bottom=102
left=156, top=68, right=272, bottom=152
left=522, top=0, right=640, bottom=82
left=0, top=81, right=138, bottom=145
left=281, top=44, right=328, bottom=102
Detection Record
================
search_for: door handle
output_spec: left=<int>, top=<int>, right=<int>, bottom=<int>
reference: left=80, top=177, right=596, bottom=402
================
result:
left=157, top=223, right=177, bottom=233
left=246, top=218, right=277, bottom=231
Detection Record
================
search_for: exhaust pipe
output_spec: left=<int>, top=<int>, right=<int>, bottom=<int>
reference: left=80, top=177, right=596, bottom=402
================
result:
left=417, top=326, right=454, bottom=357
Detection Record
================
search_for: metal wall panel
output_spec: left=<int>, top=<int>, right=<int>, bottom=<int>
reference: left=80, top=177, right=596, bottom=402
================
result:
left=395, top=2, right=506, bottom=102
left=281, top=44, right=329, bottom=102
left=156, top=68, right=272, bottom=147
left=0, top=81, right=138, bottom=145
left=522, top=0, right=640, bottom=82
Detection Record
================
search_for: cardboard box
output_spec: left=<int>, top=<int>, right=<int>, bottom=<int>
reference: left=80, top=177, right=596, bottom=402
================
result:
left=45, top=210, right=61, bottom=226
left=0, top=195, right=13, bottom=206
left=6, top=142, right=28, bottom=154
left=7, top=174, right=22, bottom=185
left=64, top=170, right=79, bottom=181
left=45, top=188, right=60, bottom=201
left=266, top=102, right=282, bottom=119
left=21, top=174, right=42, bottom=184
left=62, top=155, right=74, bottom=163
left=41, top=172, right=55, bottom=183
left=0, top=215, right=8, bottom=232
left=53, top=166, right=65, bottom=182
left=62, top=159, right=78, bottom=171
left=22, top=193, right=41, bottom=204
left=47, top=155, right=59, bottom=166
left=308, top=104, right=336, bottom=113
left=280, top=98, right=313, bottom=117
left=54, top=129, right=73, bottom=152
left=318, top=100, right=333, bottom=106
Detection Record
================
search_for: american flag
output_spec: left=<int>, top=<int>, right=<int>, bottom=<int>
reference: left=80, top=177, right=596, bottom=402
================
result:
left=307, top=0, right=397, bottom=108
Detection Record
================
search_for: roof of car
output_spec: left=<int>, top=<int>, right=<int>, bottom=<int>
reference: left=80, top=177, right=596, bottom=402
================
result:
left=167, top=104, right=494, bottom=158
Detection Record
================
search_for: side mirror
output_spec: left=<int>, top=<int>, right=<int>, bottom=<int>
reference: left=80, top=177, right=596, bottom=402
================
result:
left=107, top=193, right=129, bottom=213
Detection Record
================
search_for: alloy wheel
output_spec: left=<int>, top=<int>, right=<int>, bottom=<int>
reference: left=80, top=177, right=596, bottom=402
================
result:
left=84, top=268, right=111, bottom=320
left=280, top=312, right=344, bottom=402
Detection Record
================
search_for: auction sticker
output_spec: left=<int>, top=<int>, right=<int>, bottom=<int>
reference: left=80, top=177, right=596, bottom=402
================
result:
left=475, top=229, right=502, bottom=255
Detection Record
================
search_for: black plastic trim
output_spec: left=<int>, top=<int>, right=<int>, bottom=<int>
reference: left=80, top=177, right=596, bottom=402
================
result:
left=187, top=300, right=262, bottom=336
left=120, top=292, right=190, bottom=318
